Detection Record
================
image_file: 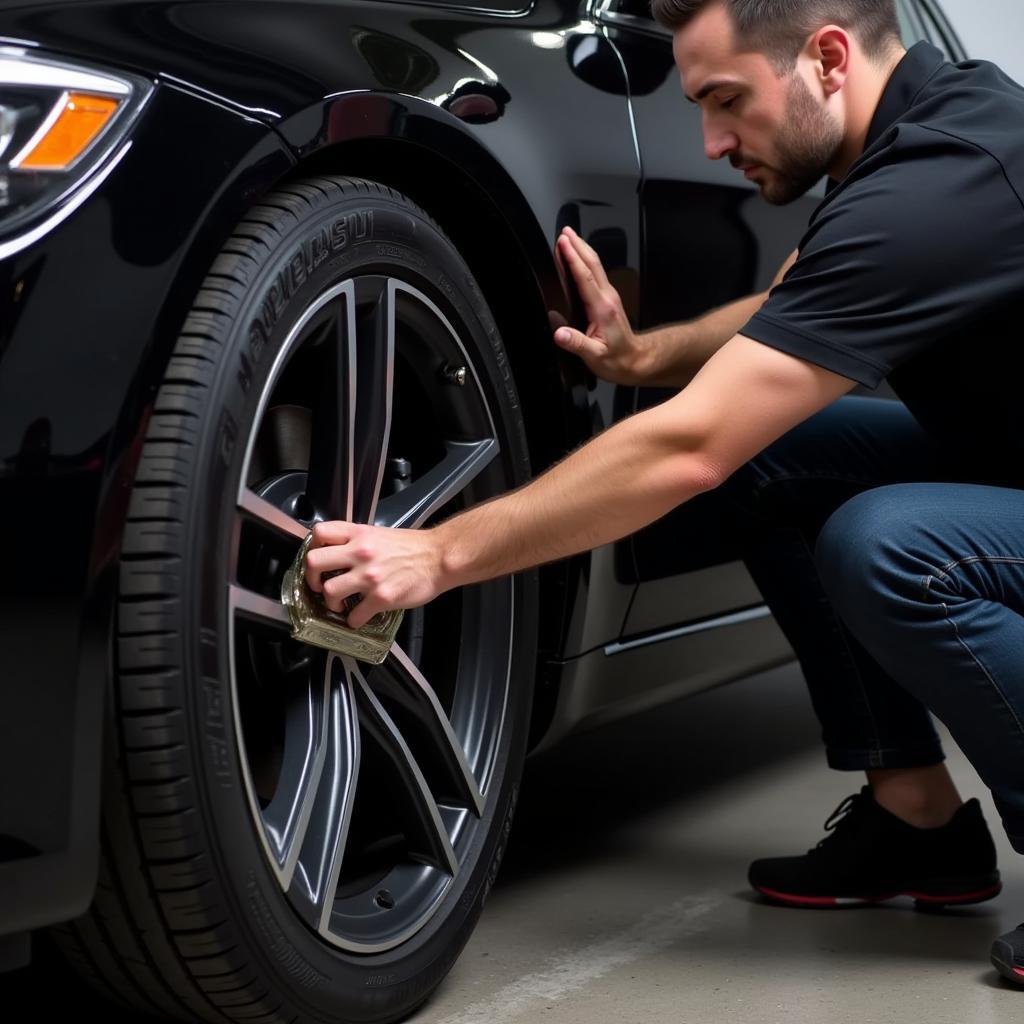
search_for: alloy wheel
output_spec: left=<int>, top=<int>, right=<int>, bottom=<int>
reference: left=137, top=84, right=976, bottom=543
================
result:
left=224, top=276, right=514, bottom=953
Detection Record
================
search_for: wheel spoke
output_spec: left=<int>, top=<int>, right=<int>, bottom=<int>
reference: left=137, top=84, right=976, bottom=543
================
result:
left=354, top=672, right=458, bottom=876
left=306, top=291, right=356, bottom=521
left=351, top=277, right=396, bottom=525
left=250, top=653, right=329, bottom=882
left=229, top=582, right=291, bottom=628
left=238, top=487, right=308, bottom=542
left=374, top=439, right=498, bottom=529
left=369, top=645, right=483, bottom=816
left=284, top=655, right=361, bottom=932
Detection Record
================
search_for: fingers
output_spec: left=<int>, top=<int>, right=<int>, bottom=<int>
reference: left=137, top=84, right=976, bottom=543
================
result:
left=346, top=594, right=382, bottom=631
left=557, top=230, right=626, bottom=339
left=302, top=523, right=436, bottom=626
left=305, top=550, right=353, bottom=592
left=319, top=567, right=393, bottom=627
left=560, top=227, right=610, bottom=289
left=306, top=521, right=356, bottom=591
left=320, top=568, right=364, bottom=615
left=553, top=325, right=604, bottom=362
left=310, top=520, right=352, bottom=546
left=557, top=232, right=605, bottom=308
left=306, top=526, right=396, bottom=618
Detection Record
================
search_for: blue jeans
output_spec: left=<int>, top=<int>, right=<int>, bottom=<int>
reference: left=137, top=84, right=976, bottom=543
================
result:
left=721, top=396, right=1024, bottom=850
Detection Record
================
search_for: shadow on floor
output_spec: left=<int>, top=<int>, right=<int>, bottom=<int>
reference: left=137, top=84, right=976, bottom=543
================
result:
left=497, top=664, right=820, bottom=887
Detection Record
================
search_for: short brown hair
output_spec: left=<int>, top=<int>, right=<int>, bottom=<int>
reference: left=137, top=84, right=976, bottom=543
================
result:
left=651, top=0, right=902, bottom=69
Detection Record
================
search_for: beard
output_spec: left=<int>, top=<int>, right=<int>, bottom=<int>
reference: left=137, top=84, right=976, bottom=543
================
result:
left=757, top=74, right=843, bottom=205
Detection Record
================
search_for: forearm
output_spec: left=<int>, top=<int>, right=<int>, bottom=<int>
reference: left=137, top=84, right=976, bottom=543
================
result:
left=308, top=331, right=851, bottom=630
left=639, top=290, right=768, bottom=388
left=433, top=406, right=716, bottom=589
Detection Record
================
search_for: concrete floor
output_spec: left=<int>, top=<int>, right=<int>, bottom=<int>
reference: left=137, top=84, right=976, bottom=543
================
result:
left=415, top=664, right=1024, bottom=1024
left=7, top=663, right=1024, bottom=1022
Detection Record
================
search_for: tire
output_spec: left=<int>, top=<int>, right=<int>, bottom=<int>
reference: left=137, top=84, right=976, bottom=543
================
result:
left=51, top=176, right=538, bottom=1023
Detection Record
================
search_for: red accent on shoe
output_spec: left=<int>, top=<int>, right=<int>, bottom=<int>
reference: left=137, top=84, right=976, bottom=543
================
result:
left=755, top=887, right=840, bottom=906
left=1013, top=968, right=1024, bottom=979
left=756, top=882, right=1001, bottom=907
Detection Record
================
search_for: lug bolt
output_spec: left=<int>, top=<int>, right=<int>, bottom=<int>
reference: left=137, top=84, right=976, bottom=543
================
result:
left=387, top=456, right=412, bottom=481
left=386, top=457, right=412, bottom=494
left=441, top=364, right=467, bottom=387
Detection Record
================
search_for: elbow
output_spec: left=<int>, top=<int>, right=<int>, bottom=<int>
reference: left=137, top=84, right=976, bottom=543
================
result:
left=689, top=452, right=728, bottom=494
left=664, top=448, right=726, bottom=500
left=643, top=405, right=731, bottom=497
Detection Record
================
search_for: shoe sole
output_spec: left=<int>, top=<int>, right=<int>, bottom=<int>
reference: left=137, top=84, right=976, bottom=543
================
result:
left=991, top=939, right=1024, bottom=986
left=754, top=878, right=1002, bottom=909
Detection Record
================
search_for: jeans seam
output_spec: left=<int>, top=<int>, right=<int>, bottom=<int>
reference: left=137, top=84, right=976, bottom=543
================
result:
left=922, top=564, right=1024, bottom=742
left=935, top=555, right=1024, bottom=581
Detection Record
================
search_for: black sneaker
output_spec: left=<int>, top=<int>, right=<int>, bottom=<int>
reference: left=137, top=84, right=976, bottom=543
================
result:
left=991, top=925, right=1024, bottom=985
left=749, top=787, right=1001, bottom=908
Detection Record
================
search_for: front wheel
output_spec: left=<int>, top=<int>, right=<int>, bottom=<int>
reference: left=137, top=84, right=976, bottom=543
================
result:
left=53, top=177, right=538, bottom=1023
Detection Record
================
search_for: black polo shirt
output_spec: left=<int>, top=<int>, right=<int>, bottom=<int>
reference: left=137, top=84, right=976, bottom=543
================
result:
left=742, top=41, right=1024, bottom=477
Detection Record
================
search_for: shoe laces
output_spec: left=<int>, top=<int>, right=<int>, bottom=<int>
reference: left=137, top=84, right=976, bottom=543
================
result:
left=812, top=792, right=862, bottom=851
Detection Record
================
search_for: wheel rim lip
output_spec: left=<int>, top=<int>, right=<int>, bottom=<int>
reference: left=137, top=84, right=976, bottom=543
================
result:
left=225, top=270, right=515, bottom=954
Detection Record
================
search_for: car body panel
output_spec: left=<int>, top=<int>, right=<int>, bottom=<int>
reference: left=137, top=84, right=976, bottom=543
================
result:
left=0, top=79, right=294, bottom=934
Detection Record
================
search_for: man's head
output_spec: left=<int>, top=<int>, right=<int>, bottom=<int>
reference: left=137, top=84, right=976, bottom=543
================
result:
left=654, top=0, right=904, bottom=203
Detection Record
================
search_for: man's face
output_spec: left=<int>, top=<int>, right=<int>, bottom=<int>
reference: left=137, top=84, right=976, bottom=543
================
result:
left=672, top=3, right=844, bottom=204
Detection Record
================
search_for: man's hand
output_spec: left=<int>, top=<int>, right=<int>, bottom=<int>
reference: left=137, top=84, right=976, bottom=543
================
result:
left=304, top=521, right=448, bottom=630
left=554, top=226, right=652, bottom=385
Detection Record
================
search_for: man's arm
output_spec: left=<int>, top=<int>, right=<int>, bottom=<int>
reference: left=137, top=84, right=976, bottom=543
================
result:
left=306, top=334, right=854, bottom=628
left=553, top=227, right=799, bottom=388
left=635, top=292, right=773, bottom=388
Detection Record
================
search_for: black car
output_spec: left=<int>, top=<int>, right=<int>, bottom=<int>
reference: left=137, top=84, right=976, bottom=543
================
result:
left=0, top=1, right=965, bottom=1020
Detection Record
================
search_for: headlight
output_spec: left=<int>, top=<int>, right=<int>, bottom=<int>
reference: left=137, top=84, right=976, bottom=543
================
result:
left=0, top=47, right=152, bottom=243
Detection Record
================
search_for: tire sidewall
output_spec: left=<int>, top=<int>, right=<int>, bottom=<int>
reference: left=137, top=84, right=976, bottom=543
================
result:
left=181, top=184, right=536, bottom=1017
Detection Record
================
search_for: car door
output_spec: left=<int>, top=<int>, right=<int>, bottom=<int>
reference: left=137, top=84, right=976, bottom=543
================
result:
left=595, top=0, right=815, bottom=637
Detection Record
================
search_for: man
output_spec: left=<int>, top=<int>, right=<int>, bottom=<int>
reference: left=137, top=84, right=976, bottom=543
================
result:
left=305, top=0, right=1024, bottom=982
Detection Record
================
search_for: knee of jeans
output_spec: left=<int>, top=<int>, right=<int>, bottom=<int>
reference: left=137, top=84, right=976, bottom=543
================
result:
left=815, top=488, right=921, bottom=626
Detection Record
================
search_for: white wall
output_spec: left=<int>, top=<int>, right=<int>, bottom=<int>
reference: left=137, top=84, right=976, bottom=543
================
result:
left=938, top=0, right=1024, bottom=79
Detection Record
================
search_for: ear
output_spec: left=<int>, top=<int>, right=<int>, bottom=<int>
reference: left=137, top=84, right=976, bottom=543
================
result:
left=806, top=25, right=850, bottom=97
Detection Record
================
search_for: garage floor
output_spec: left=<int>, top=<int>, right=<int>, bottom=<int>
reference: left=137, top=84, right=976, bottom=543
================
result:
left=6, top=664, right=1022, bottom=1023
left=415, top=664, right=1024, bottom=1024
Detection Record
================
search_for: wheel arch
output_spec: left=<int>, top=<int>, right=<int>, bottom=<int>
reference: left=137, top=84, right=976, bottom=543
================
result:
left=281, top=126, right=575, bottom=478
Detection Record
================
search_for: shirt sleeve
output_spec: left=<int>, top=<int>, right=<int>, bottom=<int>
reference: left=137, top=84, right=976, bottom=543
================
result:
left=741, top=128, right=1024, bottom=388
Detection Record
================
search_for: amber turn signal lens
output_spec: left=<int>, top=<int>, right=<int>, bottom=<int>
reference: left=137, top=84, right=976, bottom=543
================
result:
left=17, top=92, right=119, bottom=170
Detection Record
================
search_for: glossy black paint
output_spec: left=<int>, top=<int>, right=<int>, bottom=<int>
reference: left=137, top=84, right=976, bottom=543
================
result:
left=0, top=77, right=294, bottom=933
